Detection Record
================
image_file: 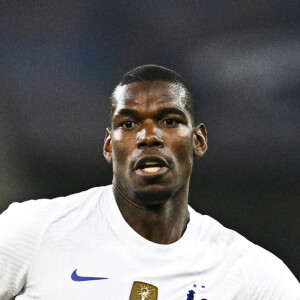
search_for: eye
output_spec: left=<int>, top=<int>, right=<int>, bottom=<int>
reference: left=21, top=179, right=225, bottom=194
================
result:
left=121, top=121, right=136, bottom=129
left=162, top=118, right=180, bottom=126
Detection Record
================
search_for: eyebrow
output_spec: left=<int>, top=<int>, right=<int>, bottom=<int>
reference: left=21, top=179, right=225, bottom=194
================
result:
left=114, top=107, right=187, bottom=119
left=157, top=107, right=187, bottom=119
left=114, top=108, right=139, bottom=119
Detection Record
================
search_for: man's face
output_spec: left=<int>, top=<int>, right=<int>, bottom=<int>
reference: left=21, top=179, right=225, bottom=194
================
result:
left=104, top=81, right=206, bottom=205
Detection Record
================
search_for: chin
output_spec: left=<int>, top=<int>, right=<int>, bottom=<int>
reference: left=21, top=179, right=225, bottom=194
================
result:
left=133, top=185, right=175, bottom=206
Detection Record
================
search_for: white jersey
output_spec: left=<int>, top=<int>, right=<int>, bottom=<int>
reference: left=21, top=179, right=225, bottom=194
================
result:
left=0, top=185, right=299, bottom=300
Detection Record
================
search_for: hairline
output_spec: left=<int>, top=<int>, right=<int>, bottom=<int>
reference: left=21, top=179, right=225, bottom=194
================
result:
left=110, top=80, right=195, bottom=125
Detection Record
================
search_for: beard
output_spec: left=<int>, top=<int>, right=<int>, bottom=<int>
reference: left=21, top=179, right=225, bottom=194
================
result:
left=132, top=185, right=176, bottom=207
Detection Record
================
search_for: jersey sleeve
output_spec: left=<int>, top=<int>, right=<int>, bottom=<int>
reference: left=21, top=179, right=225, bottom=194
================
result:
left=0, top=201, right=49, bottom=300
left=243, top=245, right=300, bottom=299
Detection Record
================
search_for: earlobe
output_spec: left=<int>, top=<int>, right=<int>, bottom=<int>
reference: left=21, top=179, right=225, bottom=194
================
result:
left=103, top=128, right=113, bottom=164
left=193, top=123, right=207, bottom=157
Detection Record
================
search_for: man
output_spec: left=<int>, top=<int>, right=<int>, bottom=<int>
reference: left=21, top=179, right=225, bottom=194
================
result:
left=0, top=65, right=299, bottom=299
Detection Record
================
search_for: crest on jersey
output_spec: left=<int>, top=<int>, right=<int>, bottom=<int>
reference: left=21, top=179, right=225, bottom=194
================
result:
left=129, top=281, right=158, bottom=300
left=185, top=283, right=207, bottom=300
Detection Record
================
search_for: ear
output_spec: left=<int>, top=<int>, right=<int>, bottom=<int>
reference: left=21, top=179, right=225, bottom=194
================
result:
left=103, top=128, right=112, bottom=164
left=193, top=123, right=207, bottom=157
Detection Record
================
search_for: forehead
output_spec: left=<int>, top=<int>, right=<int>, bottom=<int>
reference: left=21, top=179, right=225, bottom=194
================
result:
left=112, top=81, right=188, bottom=111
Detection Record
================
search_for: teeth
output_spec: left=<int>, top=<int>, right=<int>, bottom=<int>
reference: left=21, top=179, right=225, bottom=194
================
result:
left=144, top=161, right=159, bottom=166
left=143, top=167, right=161, bottom=173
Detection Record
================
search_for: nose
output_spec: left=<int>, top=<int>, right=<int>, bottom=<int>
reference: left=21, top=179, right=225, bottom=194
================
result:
left=137, top=121, right=164, bottom=149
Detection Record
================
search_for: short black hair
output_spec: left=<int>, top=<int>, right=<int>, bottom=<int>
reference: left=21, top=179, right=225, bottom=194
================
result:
left=110, top=64, right=196, bottom=124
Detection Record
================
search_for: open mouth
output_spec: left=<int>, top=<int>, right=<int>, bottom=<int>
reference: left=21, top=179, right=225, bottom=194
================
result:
left=134, top=156, right=169, bottom=176
left=137, top=163, right=167, bottom=175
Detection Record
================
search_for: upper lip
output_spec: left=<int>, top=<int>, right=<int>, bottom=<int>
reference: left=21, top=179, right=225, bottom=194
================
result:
left=134, top=155, right=169, bottom=170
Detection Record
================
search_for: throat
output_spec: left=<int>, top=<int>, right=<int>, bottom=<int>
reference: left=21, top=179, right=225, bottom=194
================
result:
left=112, top=182, right=190, bottom=244
left=138, top=211, right=190, bottom=244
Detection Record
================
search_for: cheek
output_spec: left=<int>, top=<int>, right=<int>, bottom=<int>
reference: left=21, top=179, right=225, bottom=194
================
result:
left=111, top=133, right=135, bottom=163
left=112, top=130, right=126, bottom=141
left=165, top=128, right=194, bottom=150
left=164, top=130, right=194, bottom=161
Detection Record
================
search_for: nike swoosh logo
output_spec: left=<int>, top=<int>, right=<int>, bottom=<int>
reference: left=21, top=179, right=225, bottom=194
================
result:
left=71, top=269, right=109, bottom=282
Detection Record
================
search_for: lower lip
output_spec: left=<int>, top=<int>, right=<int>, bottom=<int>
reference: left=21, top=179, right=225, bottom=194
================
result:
left=135, top=166, right=168, bottom=177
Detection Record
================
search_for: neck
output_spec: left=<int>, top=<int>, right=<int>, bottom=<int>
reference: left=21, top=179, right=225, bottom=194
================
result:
left=112, top=181, right=190, bottom=244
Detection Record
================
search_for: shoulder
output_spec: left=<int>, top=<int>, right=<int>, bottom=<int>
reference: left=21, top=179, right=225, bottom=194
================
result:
left=189, top=210, right=251, bottom=255
left=241, top=245, right=300, bottom=299
left=190, top=209, right=300, bottom=299
left=0, top=185, right=111, bottom=298
left=0, top=185, right=110, bottom=238
left=1, top=185, right=107, bottom=226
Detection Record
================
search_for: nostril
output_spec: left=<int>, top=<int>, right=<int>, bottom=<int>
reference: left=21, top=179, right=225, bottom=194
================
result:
left=152, top=141, right=162, bottom=147
left=137, top=139, right=163, bottom=148
left=138, top=142, right=147, bottom=148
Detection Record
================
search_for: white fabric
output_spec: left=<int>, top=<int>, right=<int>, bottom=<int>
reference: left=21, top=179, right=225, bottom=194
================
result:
left=0, top=185, right=299, bottom=300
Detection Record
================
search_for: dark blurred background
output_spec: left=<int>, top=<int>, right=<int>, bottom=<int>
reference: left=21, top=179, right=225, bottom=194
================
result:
left=0, top=1, right=299, bottom=279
